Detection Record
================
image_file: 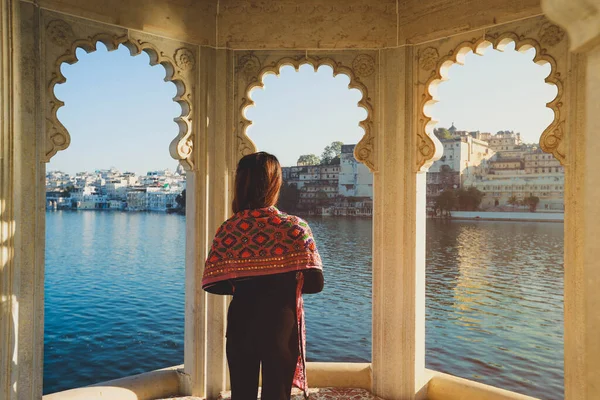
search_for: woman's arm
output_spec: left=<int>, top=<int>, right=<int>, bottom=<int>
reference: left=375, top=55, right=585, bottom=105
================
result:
left=204, top=279, right=235, bottom=295
left=302, top=269, right=324, bottom=294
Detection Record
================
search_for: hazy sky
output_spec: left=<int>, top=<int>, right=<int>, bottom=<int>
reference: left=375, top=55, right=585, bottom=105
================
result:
left=48, top=42, right=557, bottom=173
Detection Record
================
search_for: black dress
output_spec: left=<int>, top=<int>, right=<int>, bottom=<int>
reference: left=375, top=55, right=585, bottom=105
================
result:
left=226, top=270, right=324, bottom=400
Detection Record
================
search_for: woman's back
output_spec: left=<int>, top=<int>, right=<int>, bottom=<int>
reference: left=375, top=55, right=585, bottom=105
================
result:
left=232, top=271, right=297, bottom=306
left=202, top=152, right=323, bottom=399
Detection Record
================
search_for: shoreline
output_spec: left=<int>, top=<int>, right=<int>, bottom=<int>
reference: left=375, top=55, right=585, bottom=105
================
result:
left=434, top=211, right=564, bottom=223
left=45, top=208, right=185, bottom=215
left=48, top=209, right=564, bottom=222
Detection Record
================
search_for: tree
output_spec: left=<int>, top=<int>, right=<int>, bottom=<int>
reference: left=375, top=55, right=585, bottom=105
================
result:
left=315, top=190, right=329, bottom=206
left=523, top=195, right=540, bottom=212
left=457, top=187, right=484, bottom=211
left=434, top=127, right=453, bottom=140
left=60, top=184, right=75, bottom=198
left=320, top=141, right=344, bottom=165
left=469, top=187, right=485, bottom=210
left=435, top=190, right=458, bottom=216
left=277, top=183, right=300, bottom=212
left=175, top=189, right=186, bottom=215
left=508, top=195, right=518, bottom=211
left=297, top=154, right=320, bottom=166
left=439, top=165, right=459, bottom=192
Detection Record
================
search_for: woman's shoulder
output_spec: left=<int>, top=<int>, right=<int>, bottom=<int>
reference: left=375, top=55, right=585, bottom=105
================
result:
left=278, top=211, right=309, bottom=226
left=279, top=213, right=316, bottom=236
left=212, top=212, right=242, bottom=236
left=217, top=208, right=310, bottom=231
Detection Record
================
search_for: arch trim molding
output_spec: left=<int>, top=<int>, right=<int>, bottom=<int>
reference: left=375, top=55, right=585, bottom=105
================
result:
left=415, top=17, right=568, bottom=171
left=42, top=15, right=197, bottom=170
left=236, top=52, right=377, bottom=172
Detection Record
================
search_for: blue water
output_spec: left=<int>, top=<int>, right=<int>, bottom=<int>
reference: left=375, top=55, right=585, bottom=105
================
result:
left=44, top=212, right=186, bottom=394
left=302, top=217, right=373, bottom=363
left=426, top=220, right=564, bottom=399
left=44, top=212, right=563, bottom=399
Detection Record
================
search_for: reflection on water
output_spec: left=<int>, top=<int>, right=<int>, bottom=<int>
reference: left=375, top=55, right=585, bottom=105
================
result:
left=44, top=213, right=563, bottom=400
left=426, top=220, right=564, bottom=399
left=303, top=217, right=373, bottom=362
left=44, top=211, right=186, bottom=394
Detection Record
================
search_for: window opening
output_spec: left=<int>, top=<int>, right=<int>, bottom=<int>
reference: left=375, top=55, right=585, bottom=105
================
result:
left=45, top=43, right=185, bottom=394
left=425, top=41, right=563, bottom=399
left=244, top=63, right=372, bottom=362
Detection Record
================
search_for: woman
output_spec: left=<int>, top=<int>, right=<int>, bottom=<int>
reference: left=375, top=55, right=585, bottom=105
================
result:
left=202, top=152, right=324, bottom=400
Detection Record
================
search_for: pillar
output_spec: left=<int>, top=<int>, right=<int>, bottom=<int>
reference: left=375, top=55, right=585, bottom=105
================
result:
left=542, top=0, right=600, bottom=398
left=184, top=45, right=235, bottom=399
left=372, top=46, right=427, bottom=399
left=1, top=1, right=46, bottom=399
left=0, top=0, right=19, bottom=397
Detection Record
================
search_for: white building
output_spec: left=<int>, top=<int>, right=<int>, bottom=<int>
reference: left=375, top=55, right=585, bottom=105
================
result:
left=488, top=156, right=524, bottom=175
left=465, top=175, right=565, bottom=211
left=70, top=185, right=108, bottom=209
left=69, top=185, right=90, bottom=204
left=339, top=144, right=373, bottom=198
left=524, top=149, right=565, bottom=174
left=109, top=200, right=127, bottom=210
left=430, top=136, right=494, bottom=175
left=479, top=131, right=522, bottom=152
left=319, top=164, right=340, bottom=181
left=299, top=166, right=320, bottom=187
left=46, top=171, right=71, bottom=190
left=105, top=179, right=130, bottom=200
left=299, top=181, right=338, bottom=207
left=126, top=188, right=149, bottom=211
left=124, top=186, right=181, bottom=211
left=427, top=136, right=494, bottom=199
left=146, top=187, right=180, bottom=211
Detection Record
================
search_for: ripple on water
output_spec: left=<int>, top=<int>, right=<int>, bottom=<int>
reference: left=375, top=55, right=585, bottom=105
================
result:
left=425, top=220, right=564, bottom=400
left=44, top=211, right=187, bottom=394
left=44, top=213, right=563, bottom=400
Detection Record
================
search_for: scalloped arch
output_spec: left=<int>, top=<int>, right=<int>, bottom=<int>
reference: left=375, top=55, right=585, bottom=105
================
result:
left=239, top=55, right=376, bottom=172
left=44, top=31, right=195, bottom=170
left=419, top=31, right=565, bottom=171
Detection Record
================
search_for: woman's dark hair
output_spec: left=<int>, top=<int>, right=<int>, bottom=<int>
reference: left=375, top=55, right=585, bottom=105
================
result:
left=232, top=152, right=283, bottom=213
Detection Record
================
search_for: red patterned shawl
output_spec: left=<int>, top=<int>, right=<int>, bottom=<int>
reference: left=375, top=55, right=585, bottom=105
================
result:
left=202, top=206, right=322, bottom=398
left=202, top=206, right=322, bottom=292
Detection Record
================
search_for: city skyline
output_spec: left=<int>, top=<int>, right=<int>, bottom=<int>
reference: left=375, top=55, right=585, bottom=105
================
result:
left=46, top=128, right=565, bottom=214
left=48, top=42, right=556, bottom=173
left=47, top=124, right=547, bottom=177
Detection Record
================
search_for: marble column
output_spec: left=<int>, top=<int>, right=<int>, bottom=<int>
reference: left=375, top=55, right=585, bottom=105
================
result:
left=542, top=0, right=600, bottom=398
left=372, top=46, right=428, bottom=399
left=0, top=0, right=19, bottom=397
left=1, top=1, right=46, bottom=399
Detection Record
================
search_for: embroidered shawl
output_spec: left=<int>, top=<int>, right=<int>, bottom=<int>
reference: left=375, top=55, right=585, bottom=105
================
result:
left=202, top=206, right=323, bottom=293
left=202, top=206, right=322, bottom=398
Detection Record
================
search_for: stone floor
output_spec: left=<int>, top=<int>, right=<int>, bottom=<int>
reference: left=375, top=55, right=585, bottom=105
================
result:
left=160, top=387, right=383, bottom=399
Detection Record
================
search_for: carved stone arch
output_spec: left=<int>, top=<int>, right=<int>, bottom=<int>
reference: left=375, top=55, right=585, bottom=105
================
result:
left=235, top=51, right=377, bottom=172
left=415, top=16, right=568, bottom=171
left=42, top=12, right=197, bottom=170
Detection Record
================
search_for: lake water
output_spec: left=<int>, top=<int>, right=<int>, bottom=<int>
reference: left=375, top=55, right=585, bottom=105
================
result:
left=44, top=212, right=563, bottom=399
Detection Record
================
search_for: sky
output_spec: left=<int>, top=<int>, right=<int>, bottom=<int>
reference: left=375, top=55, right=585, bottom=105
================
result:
left=48, top=42, right=557, bottom=173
